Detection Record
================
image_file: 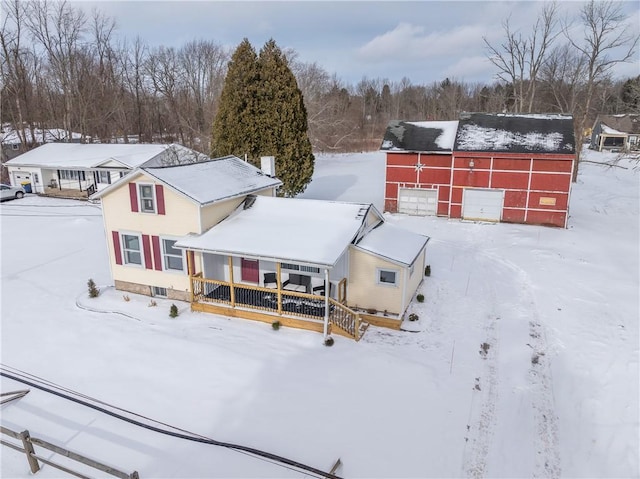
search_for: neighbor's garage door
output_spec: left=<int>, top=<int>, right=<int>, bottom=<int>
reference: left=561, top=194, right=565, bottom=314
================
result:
left=398, top=188, right=437, bottom=216
left=462, top=188, right=504, bottom=221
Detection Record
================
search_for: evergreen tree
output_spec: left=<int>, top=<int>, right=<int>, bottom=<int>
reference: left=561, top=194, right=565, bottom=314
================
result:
left=620, top=76, right=640, bottom=112
left=211, top=39, right=260, bottom=160
left=211, top=38, right=314, bottom=197
left=257, top=39, right=314, bottom=197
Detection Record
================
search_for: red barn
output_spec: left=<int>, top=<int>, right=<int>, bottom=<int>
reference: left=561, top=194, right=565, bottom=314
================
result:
left=382, top=113, right=576, bottom=228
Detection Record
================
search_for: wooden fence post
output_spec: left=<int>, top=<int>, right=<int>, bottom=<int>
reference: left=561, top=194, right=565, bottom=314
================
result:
left=19, top=430, right=40, bottom=473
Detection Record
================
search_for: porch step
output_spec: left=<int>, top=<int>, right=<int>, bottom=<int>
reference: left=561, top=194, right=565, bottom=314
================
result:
left=358, top=321, right=370, bottom=340
left=330, top=320, right=369, bottom=341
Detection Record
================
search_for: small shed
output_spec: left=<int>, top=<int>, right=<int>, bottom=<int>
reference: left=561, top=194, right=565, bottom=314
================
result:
left=382, top=113, right=576, bottom=228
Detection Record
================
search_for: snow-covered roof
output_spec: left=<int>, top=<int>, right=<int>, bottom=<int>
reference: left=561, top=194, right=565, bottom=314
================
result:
left=141, top=156, right=281, bottom=206
left=594, top=114, right=640, bottom=135
left=600, top=124, right=627, bottom=135
left=381, top=114, right=575, bottom=154
left=1, top=127, right=84, bottom=145
left=5, top=143, right=170, bottom=169
left=175, top=196, right=371, bottom=267
left=455, top=113, right=575, bottom=154
left=354, top=222, right=429, bottom=266
left=381, top=120, right=459, bottom=152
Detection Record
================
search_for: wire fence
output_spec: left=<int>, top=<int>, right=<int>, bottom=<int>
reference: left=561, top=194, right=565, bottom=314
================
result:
left=1, top=424, right=139, bottom=479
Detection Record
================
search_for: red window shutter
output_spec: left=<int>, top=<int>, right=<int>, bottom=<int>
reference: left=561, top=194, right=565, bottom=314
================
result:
left=152, top=236, right=162, bottom=271
left=129, top=183, right=138, bottom=212
left=155, top=184, right=165, bottom=215
left=112, top=231, right=122, bottom=265
left=142, top=234, right=153, bottom=270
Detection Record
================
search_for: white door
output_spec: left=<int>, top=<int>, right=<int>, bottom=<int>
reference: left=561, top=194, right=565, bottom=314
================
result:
left=462, top=188, right=504, bottom=222
left=398, top=188, right=438, bottom=216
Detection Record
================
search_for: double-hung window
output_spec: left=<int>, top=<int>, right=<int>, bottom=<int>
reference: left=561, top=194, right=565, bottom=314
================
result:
left=162, top=238, right=184, bottom=271
left=281, top=263, right=320, bottom=274
left=377, top=268, right=398, bottom=286
left=122, top=233, right=142, bottom=266
left=139, top=184, right=155, bottom=213
left=98, top=171, right=110, bottom=184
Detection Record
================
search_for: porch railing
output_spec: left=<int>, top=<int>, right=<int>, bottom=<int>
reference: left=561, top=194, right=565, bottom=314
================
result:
left=190, top=276, right=361, bottom=340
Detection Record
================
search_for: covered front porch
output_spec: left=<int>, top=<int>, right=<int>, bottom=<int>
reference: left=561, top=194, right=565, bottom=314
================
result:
left=175, top=195, right=381, bottom=341
left=187, top=257, right=366, bottom=341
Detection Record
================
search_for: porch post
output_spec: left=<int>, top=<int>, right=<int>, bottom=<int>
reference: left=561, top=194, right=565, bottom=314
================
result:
left=323, top=268, right=329, bottom=339
left=186, top=251, right=194, bottom=303
left=228, top=256, right=235, bottom=306
left=276, top=262, right=282, bottom=315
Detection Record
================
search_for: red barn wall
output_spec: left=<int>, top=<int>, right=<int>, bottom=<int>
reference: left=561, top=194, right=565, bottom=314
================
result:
left=385, top=151, right=575, bottom=227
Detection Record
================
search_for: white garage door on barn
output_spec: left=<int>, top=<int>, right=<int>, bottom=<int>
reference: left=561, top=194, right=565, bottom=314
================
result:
left=398, top=188, right=438, bottom=216
left=462, top=188, right=504, bottom=222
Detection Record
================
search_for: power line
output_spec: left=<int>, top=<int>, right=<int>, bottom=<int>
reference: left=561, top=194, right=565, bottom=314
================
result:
left=0, top=365, right=342, bottom=479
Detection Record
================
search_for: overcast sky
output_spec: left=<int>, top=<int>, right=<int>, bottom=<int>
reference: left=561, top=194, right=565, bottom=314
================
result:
left=79, top=1, right=640, bottom=86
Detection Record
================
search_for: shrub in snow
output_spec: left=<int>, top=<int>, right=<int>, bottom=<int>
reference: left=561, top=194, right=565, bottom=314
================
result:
left=366, top=308, right=377, bottom=315
left=408, top=313, right=419, bottom=321
left=324, top=336, right=334, bottom=347
left=169, top=304, right=179, bottom=318
left=123, top=295, right=130, bottom=302
left=87, top=278, right=99, bottom=298
left=416, top=293, right=425, bottom=302
left=272, top=320, right=281, bottom=330
left=425, top=265, right=431, bottom=276
left=479, top=342, right=490, bottom=357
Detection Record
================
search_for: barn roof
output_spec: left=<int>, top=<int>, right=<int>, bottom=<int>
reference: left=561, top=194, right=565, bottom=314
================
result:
left=380, top=120, right=459, bottom=152
left=595, top=114, right=640, bottom=135
left=455, top=113, right=575, bottom=154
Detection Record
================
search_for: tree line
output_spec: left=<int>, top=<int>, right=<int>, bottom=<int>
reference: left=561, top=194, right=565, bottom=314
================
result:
left=1, top=0, right=638, bottom=160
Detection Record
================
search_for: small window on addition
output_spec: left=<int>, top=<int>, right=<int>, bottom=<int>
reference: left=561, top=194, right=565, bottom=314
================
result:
left=153, top=286, right=167, bottom=297
left=377, top=268, right=398, bottom=286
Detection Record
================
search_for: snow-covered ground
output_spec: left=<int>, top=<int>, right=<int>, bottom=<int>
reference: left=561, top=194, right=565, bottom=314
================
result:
left=1, top=148, right=638, bottom=478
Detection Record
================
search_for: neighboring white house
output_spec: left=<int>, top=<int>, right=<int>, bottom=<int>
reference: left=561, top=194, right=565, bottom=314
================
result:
left=4, top=143, right=206, bottom=195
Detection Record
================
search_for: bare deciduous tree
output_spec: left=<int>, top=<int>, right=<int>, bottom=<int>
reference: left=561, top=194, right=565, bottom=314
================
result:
left=563, top=0, right=638, bottom=180
left=485, top=2, right=559, bottom=113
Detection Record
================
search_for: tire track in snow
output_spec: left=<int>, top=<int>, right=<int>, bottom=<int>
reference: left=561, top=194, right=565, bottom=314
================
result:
left=482, top=250, right=561, bottom=478
left=430, top=237, right=561, bottom=478
left=462, top=311, right=500, bottom=479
